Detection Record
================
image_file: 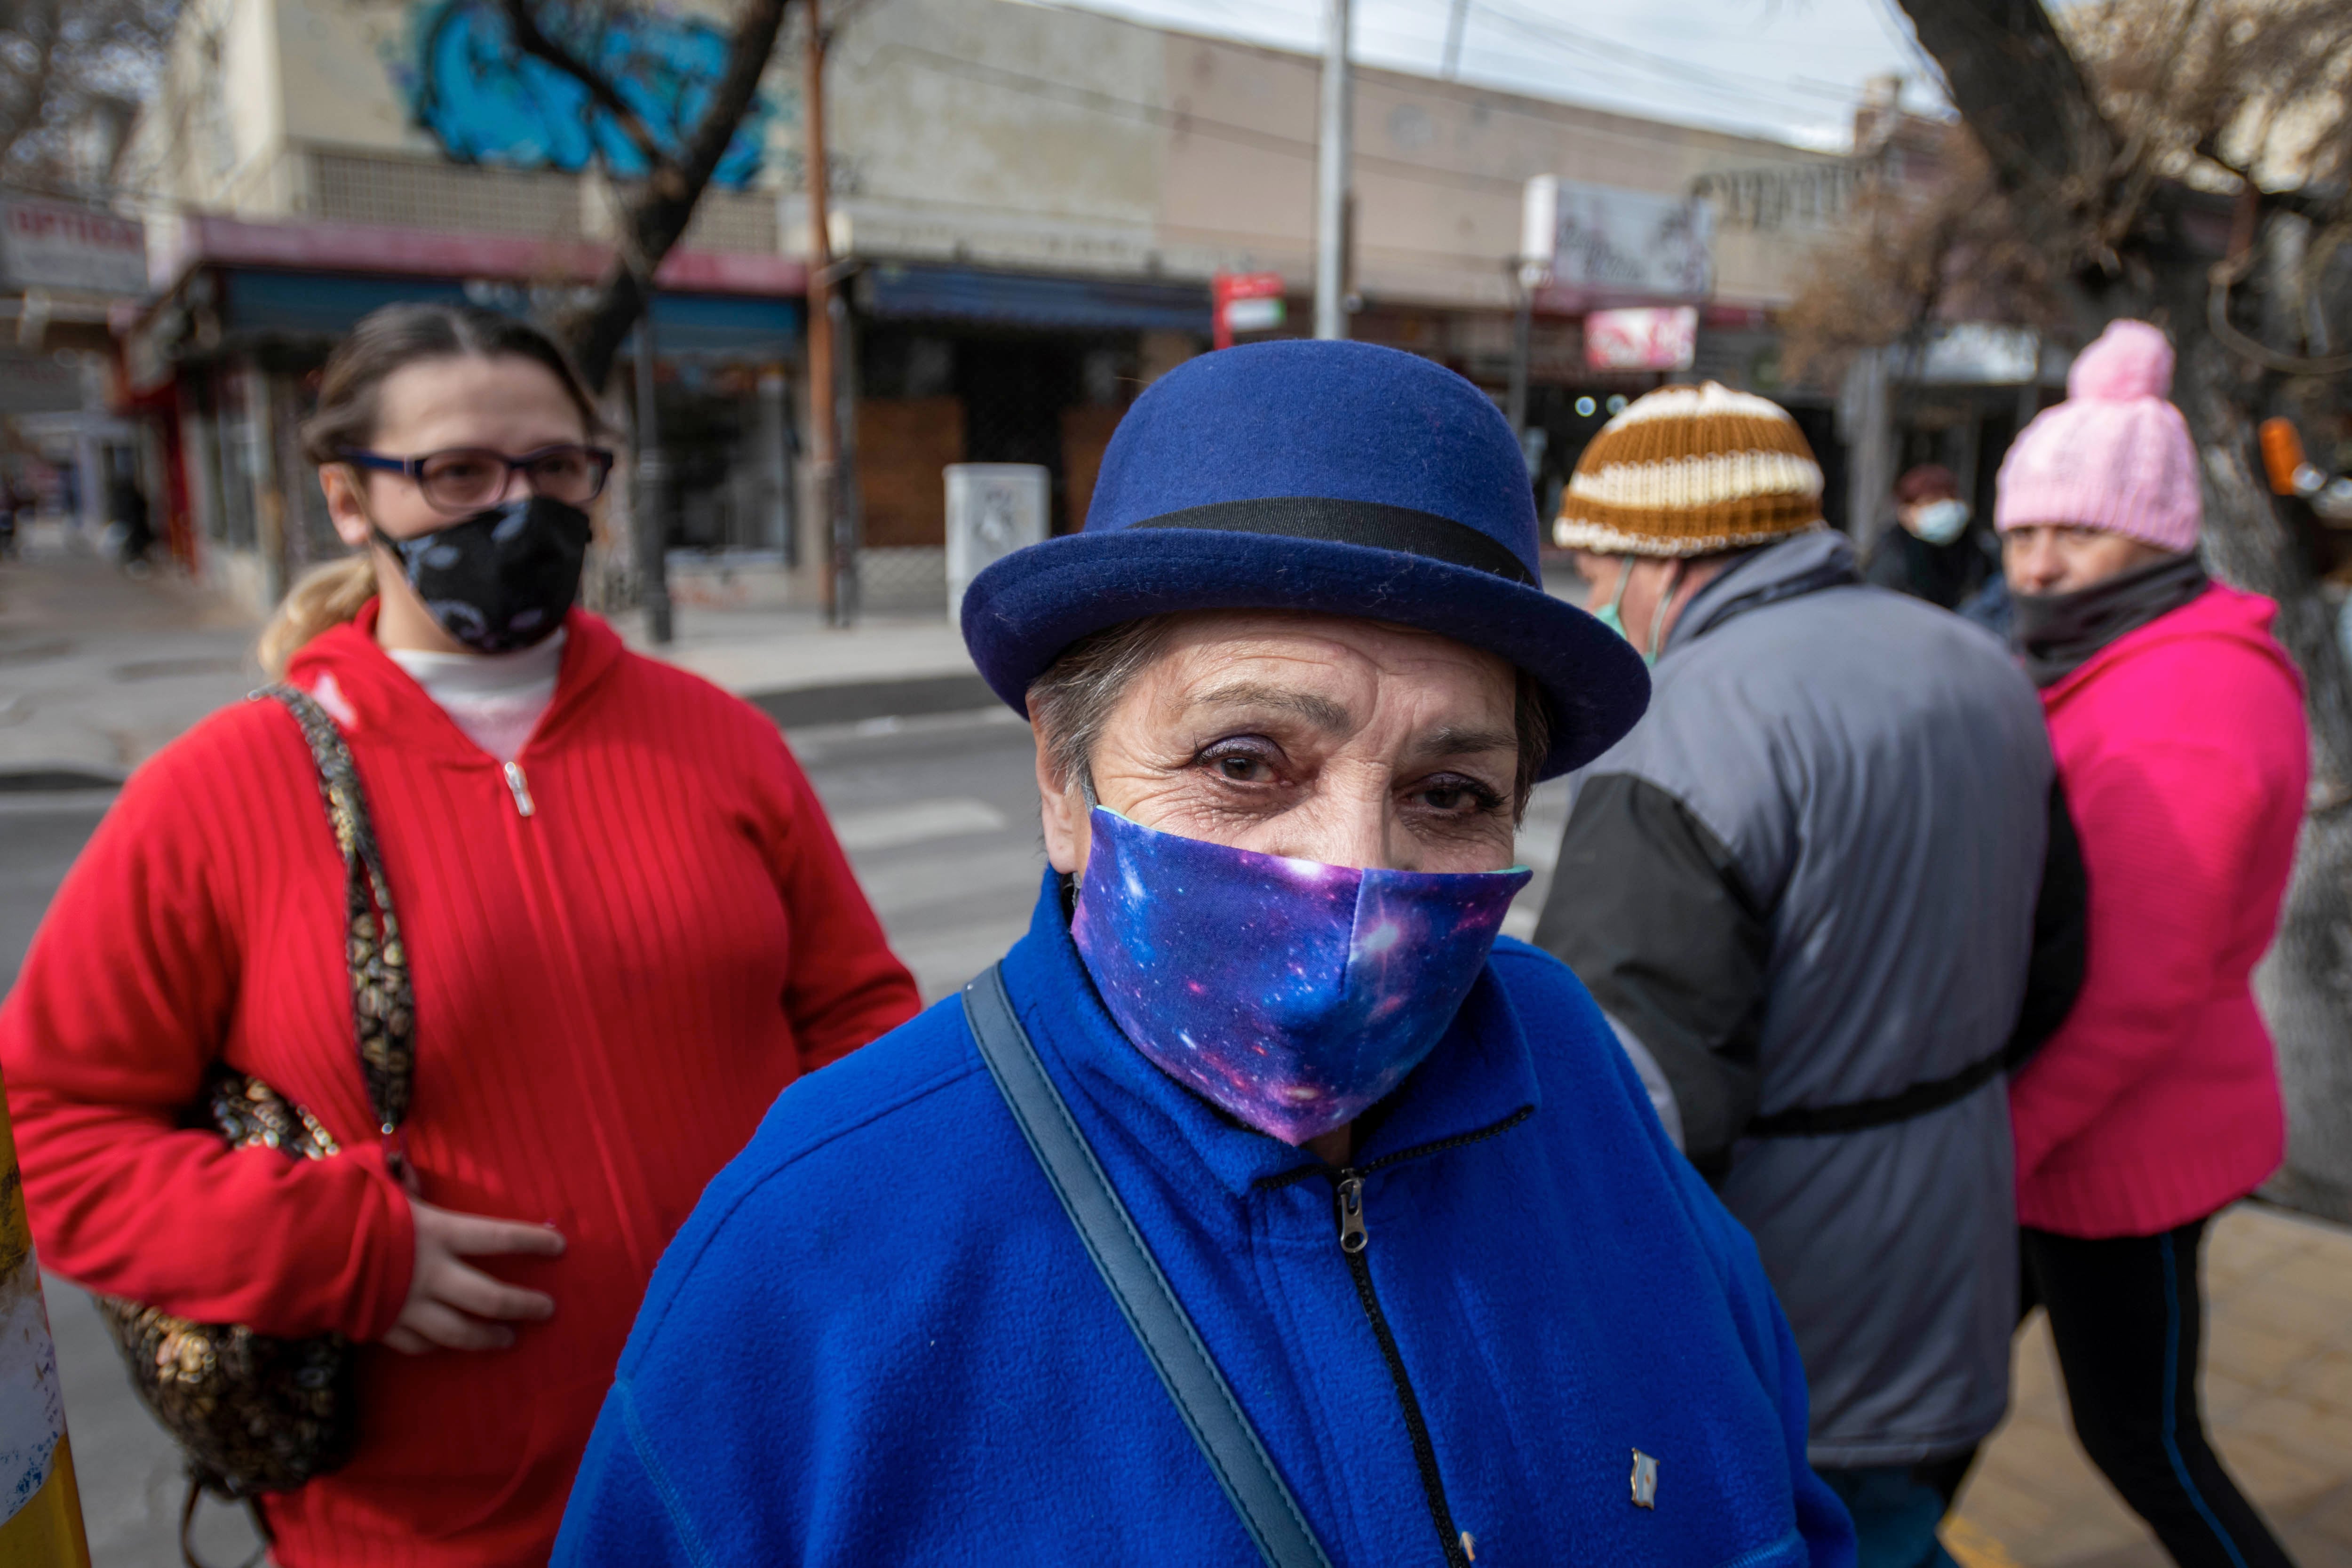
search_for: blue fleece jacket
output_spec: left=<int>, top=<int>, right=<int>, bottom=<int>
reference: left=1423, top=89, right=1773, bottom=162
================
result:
left=555, top=877, right=1854, bottom=1567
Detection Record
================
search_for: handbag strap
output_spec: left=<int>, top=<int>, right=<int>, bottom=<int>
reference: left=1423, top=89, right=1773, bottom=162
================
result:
left=262, top=685, right=415, bottom=1147
left=961, top=964, right=1334, bottom=1568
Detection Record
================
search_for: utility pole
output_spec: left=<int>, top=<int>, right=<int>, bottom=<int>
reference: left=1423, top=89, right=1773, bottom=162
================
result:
left=632, top=319, right=674, bottom=644
left=804, top=0, right=853, bottom=625
left=1441, top=0, right=1469, bottom=78
left=1506, top=264, right=1534, bottom=437
left=1313, top=0, right=1351, bottom=341
left=1509, top=177, right=1556, bottom=466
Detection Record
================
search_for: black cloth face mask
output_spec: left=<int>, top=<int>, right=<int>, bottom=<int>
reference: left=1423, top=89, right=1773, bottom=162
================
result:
left=2010, top=551, right=2209, bottom=688
left=373, top=496, right=592, bottom=654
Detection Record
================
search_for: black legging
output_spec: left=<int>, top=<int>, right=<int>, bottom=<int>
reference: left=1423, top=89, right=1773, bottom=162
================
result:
left=2023, top=1216, right=2297, bottom=1568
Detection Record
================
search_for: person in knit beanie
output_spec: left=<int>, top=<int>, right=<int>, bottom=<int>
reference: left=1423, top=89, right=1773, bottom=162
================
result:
left=1994, top=319, right=2307, bottom=1568
left=1552, top=381, right=1826, bottom=659
left=1538, top=381, right=2083, bottom=1568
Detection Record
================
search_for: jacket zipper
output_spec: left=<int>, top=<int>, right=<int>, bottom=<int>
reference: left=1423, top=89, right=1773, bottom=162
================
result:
left=1262, top=1106, right=1530, bottom=1568
left=1333, top=1169, right=1472, bottom=1568
left=502, top=760, right=536, bottom=817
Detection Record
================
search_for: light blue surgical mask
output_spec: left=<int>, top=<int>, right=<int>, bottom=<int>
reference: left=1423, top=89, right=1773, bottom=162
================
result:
left=1912, top=498, right=1971, bottom=546
left=1593, top=558, right=1684, bottom=667
left=1594, top=557, right=1633, bottom=639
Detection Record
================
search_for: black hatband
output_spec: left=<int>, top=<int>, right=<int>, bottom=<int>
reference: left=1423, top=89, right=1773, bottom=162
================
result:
left=1129, top=499, right=1536, bottom=587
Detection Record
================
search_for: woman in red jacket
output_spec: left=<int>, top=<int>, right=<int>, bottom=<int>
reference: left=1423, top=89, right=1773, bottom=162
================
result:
left=1997, top=320, right=2304, bottom=1568
left=0, top=303, right=921, bottom=1565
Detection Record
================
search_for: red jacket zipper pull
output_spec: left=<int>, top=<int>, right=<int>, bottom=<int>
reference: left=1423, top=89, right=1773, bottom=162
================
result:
left=502, top=761, right=536, bottom=818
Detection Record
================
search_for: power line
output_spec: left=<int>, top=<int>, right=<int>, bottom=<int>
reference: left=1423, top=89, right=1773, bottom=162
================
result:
left=1468, top=0, right=1869, bottom=110
left=944, top=5, right=1864, bottom=159
left=1022, top=0, right=1876, bottom=129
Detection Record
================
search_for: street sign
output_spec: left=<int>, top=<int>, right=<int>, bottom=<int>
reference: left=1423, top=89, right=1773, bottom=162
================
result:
left=1212, top=271, right=1286, bottom=351
left=1586, top=306, right=1700, bottom=371
left=0, top=197, right=145, bottom=297
left=1525, top=175, right=1712, bottom=304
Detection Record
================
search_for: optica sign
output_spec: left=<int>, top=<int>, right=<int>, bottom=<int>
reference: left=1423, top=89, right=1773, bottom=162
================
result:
left=0, top=198, right=146, bottom=296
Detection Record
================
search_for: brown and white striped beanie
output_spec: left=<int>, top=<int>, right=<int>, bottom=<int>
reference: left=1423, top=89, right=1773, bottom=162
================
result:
left=1552, top=382, right=1826, bottom=558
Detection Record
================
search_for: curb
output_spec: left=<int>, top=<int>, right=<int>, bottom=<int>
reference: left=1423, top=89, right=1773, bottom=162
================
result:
left=745, top=673, right=999, bottom=731
left=0, top=765, right=127, bottom=795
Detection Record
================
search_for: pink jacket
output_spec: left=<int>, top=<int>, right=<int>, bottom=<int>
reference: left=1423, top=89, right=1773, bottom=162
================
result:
left=2011, top=584, right=2307, bottom=1238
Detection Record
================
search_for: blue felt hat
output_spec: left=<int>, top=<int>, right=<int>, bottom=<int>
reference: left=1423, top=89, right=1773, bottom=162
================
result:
left=959, top=339, right=1649, bottom=779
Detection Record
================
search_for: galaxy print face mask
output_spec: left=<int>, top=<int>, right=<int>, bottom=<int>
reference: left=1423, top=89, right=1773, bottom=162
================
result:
left=1070, top=807, right=1531, bottom=1145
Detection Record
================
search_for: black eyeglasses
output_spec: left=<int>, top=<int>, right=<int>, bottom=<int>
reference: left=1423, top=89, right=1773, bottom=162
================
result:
left=339, top=445, right=616, bottom=514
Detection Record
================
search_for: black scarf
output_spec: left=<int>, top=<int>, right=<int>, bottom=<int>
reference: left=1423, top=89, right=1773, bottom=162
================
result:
left=2010, top=553, right=2209, bottom=688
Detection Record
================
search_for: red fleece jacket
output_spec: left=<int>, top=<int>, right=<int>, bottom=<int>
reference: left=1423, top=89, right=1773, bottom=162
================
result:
left=2011, top=584, right=2306, bottom=1238
left=0, top=606, right=919, bottom=1566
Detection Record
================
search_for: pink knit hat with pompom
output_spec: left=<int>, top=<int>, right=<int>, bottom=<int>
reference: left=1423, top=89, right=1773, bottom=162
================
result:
left=1994, top=319, right=2200, bottom=552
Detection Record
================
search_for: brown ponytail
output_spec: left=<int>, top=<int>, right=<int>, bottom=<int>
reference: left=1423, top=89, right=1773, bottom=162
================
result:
left=258, top=302, right=604, bottom=671
left=259, top=557, right=379, bottom=677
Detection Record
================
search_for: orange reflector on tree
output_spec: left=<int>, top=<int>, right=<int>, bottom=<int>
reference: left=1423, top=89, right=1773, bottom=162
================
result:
left=2259, top=418, right=2309, bottom=496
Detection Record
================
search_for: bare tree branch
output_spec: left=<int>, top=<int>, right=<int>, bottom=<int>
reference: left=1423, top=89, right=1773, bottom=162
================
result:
left=1895, top=0, right=2124, bottom=272
left=0, top=0, right=170, bottom=193
left=565, top=0, right=792, bottom=389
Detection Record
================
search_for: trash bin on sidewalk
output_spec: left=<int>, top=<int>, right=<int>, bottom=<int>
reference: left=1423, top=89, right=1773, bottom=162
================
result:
left=0, top=1068, right=93, bottom=1566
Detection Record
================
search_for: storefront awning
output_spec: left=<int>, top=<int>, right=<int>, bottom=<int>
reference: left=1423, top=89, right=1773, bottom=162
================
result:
left=857, top=263, right=1209, bottom=334
left=210, top=271, right=801, bottom=360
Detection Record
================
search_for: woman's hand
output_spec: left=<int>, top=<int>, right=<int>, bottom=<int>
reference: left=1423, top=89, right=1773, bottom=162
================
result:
left=382, top=1198, right=565, bottom=1355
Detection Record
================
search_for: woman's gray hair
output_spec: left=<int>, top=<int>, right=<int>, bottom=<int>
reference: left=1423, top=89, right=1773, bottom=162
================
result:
left=1025, top=615, right=1552, bottom=814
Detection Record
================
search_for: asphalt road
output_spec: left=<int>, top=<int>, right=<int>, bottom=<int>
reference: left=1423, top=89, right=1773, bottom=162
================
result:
left=0, top=708, right=1568, bottom=1566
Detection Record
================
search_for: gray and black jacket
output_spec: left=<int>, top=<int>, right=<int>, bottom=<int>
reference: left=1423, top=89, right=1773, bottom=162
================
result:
left=1535, top=530, right=2084, bottom=1468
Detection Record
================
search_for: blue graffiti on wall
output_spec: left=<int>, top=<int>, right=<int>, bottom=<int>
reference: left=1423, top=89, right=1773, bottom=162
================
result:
left=404, top=1, right=777, bottom=188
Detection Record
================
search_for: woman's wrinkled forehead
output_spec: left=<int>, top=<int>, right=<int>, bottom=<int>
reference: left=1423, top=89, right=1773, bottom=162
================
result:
left=1121, top=612, right=1517, bottom=741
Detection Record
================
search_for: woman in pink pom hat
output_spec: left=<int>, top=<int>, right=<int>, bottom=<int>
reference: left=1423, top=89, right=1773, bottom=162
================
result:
left=1997, top=318, right=2305, bottom=1568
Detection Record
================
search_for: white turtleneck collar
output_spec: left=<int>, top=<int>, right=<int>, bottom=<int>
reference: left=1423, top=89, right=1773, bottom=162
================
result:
left=385, top=629, right=567, bottom=762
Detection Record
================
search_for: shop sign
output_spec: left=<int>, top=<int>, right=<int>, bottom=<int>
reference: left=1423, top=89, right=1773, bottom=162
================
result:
left=1586, top=306, right=1700, bottom=371
left=1917, top=323, right=2041, bottom=385
left=0, top=197, right=145, bottom=296
left=1212, top=271, right=1285, bottom=350
left=1525, top=176, right=1713, bottom=302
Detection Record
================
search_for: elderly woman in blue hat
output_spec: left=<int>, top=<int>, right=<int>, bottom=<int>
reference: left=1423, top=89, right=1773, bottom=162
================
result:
left=556, top=342, right=1853, bottom=1568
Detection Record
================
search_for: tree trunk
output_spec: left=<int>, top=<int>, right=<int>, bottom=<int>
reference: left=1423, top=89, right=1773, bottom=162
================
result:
left=2170, top=297, right=2352, bottom=1224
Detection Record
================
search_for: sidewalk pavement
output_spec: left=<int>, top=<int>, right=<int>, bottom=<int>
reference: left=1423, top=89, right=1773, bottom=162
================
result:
left=1948, top=1199, right=2352, bottom=1567
left=0, top=522, right=987, bottom=784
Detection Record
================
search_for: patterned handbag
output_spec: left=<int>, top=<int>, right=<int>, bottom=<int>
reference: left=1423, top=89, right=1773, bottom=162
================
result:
left=92, top=684, right=415, bottom=1554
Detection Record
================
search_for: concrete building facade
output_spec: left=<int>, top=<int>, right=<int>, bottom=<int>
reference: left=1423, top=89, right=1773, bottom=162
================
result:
left=119, top=0, right=1873, bottom=611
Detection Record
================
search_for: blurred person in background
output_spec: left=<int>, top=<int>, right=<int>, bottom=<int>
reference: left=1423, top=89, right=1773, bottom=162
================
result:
left=107, top=468, right=155, bottom=574
left=1864, top=463, right=1999, bottom=611
left=557, top=342, right=1854, bottom=1567
left=1996, top=319, right=2304, bottom=1568
left=1538, top=382, right=2083, bottom=1568
left=0, top=302, right=919, bottom=1566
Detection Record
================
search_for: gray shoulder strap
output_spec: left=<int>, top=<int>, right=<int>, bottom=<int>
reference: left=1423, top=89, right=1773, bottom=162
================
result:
left=961, top=964, right=1334, bottom=1568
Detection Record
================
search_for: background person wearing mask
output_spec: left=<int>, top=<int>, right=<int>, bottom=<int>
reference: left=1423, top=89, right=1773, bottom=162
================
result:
left=1864, top=463, right=1998, bottom=611
left=1537, top=382, right=2082, bottom=1568
left=557, top=342, right=1853, bottom=1567
left=1997, top=318, right=2305, bottom=1568
left=0, top=303, right=920, bottom=1565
